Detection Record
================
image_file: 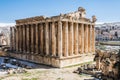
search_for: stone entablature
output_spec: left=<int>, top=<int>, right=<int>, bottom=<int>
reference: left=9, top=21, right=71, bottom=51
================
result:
left=10, top=7, right=96, bottom=68
left=16, top=7, right=96, bottom=25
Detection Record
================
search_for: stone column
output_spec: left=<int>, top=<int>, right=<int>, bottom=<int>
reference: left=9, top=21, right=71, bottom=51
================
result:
left=58, top=21, right=63, bottom=58
left=74, top=23, right=78, bottom=55
left=84, top=24, right=88, bottom=53
left=63, top=21, right=68, bottom=57
left=10, top=27, right=13, bottom=50
left=86, top=24, right=88, bottom=53
left=45, top=22, right=49, bottom=55
left=40, top=23, right=44, bottom=55
left=35, top=24, right=39, bottom=54
left=31, top=25, right=34, bottom=53
left=19, top=26, right=22, bottom=52
left=22, top=26, right=25, bottom=52
left=52, top=21, right=56, bottom=56
left=17, top=26, right=20, bottom=51
left=33, top=24, right=36, bottom=53
left=26, top=25, right=30, bottom=53
left=92, top=25, right=95, bottom=53
left=69, top=22, right=74, bottom=56
left=21, top=26, right=23, bottom=52
left=88, top=25, right=92, bottom=53
left=25, top=26, right=27, bottom=52
left=81, top=24, right=84, bottom=53
left=16, top=26, right=18, bottom=52
left=19, top=26, right=21, bottom=52
left=78, top=24, right=81, bottom=54
left=14, top=27, right=16, bottom=51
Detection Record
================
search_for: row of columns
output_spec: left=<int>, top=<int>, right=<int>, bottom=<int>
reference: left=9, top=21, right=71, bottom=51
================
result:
left=10, top=21, right=95, bottom=58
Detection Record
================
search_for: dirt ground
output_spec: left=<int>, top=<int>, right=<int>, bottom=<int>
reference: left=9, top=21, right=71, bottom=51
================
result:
left=0, top=64, right=95, bottom=80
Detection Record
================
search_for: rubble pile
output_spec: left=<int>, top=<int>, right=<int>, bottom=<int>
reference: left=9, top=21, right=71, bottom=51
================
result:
left=0, top=57, right=33, bottom=76
left=74, top=49, right=120, bottom=80
left=94, top=49, right=120, bottom=79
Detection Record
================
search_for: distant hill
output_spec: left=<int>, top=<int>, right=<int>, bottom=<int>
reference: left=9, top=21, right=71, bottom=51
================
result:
left=96, top=22, right=120, bottom=28
left=0, top=23, right=15, bottom=27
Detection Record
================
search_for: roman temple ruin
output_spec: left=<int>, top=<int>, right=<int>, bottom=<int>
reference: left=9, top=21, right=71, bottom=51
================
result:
left=9, top=7, right=97, bottom=68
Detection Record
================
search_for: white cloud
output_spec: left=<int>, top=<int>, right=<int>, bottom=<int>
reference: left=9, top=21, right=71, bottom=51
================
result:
left=0, top=23, right=15, bottom=27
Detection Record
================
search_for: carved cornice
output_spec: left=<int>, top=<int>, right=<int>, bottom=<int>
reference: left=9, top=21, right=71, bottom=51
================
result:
left=16, top=16, right=46, bottom=24
left=15, top=7, right=96, bottom=24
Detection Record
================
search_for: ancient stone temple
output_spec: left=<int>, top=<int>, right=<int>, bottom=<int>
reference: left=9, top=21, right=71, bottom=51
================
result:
left=10, top=7, right=96, bottom=68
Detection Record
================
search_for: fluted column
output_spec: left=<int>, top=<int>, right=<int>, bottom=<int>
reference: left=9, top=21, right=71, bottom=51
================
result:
left=26, top=25, right=30, bottom=53
left=40, top=23, right=44, bottom=55
left=78, top=24, right=82, bottom=54
left=92, top=25, right=95, bottom=53
left=25, top=26, right=27, bottom=52
left=19, top=26, right=22, bottom=52
left=16, top=26, right=18, bottom=51
left=21, top=26, right=23, bottom=52
left=22, top=26, right=25, bottom=52
left=36, top=24, right=39, bottom=54
left=88, top=25, right=92, bottom=53
left=45, top=22, right=49, bottom=55
left=33, top=24, right=36, bottom=53
left=58, top=21, right=62, bottom=58
left=52, top=21, right=56, bottom=56
left=17, top=26, right=20, bottom=51
left=64, top=21, right=68, bottom=57
left=74, top=23, right=78, bottom=55
left=10, top=27, right=13, bottom=50
left=84, top=24, right=88, bottom=53
left=14, top=27, right=16, bottom=51
left=90, top=25, right=92, bottom=53
left=31, top=25, right=34, bottom=53
left=81, top=24, right=84, bottom=53
left=69, top=22, right=74, bottom=56
left=86, top=24, right=88, bottom=53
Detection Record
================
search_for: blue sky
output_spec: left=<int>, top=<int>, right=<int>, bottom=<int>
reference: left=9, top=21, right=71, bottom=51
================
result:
left=0, top=0, right=120, bottom=23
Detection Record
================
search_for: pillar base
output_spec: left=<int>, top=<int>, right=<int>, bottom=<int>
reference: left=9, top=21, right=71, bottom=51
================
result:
left=8, top=52, right=95, bottom=68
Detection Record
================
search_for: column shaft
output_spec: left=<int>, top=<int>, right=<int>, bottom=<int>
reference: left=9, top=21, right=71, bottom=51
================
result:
left=52, top=22, right=56, bottom=56
left=81, top=24, right=84, bottom=53
left=74, top=23, right=78, bottom=55
left=25, top=26, right=27, bottom=52
left=22, top=26, right=25, bottom=52
left=26, top=25, right=30, bottom=53
left=58, top=21, right=62, bottom=57
left=36, top=24, right=39, bottom=54
left=33, top=24, right=36, bottom=53
left=40, top=23, right=43, bottom=55
left=45, top=22, right=49, bottom=55
left=14, top=27, right=16, bottom=51
left=86, top=25, right=88, bottom=53
left=16, top=26, right=18, bottom=51
left=88, top=25, right=91, bottom=53
left=78, top=24, right=82, bottom=53
left=92, top=25, right=95, bottom=52
left=10, top=27, right=13, bottom=50
left=69, top=22, right=74, bottom=56
left=64, top=22, right=68, bottom=57
left=17, top=27, right=19, bottom=51
left=89, top=25, right=92, bottom=53
left=31, top=25, right=34, bottom=53
left=84, top=24, right=88, bottom=53
left=49, top=23, right=52, bottom=56
left=21, top=26, right=23, bottom=52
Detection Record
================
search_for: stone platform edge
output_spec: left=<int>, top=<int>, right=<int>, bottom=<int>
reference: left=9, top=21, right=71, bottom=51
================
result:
left=8, top=52, right=95, bottom=68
